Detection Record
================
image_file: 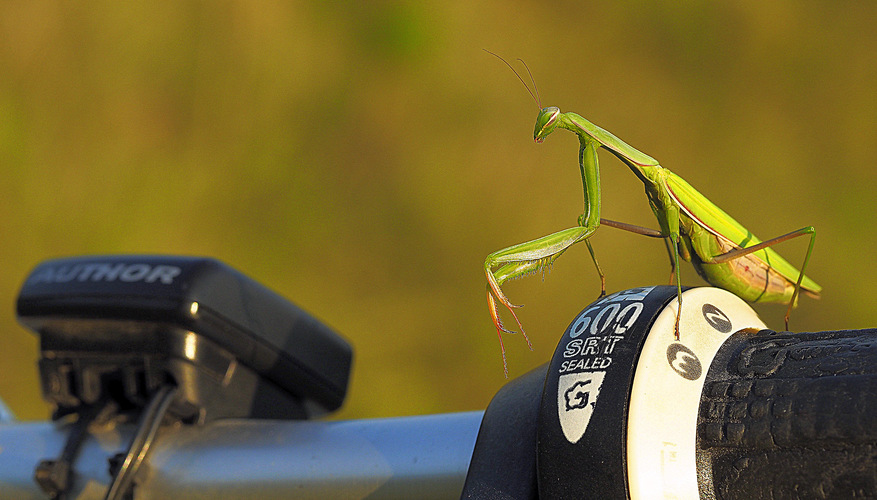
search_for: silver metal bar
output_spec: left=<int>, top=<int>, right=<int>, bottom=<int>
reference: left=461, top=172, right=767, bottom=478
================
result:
left=0, top=399, right=14, bottom=424
left=0, top=411, right=483, bottom=499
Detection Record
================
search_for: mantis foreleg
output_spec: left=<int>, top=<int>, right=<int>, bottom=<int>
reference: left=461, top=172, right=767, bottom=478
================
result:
left=584, top=240, right=606, bottom=296
left=484, top=225, right=597, bottom=376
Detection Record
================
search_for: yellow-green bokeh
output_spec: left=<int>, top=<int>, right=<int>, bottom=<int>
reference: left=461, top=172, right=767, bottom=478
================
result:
left=1, top=1, right=875, bottom=420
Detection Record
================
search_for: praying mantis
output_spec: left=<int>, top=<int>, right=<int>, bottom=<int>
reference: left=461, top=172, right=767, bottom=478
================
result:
left=483, top=52, right=821, bottom=376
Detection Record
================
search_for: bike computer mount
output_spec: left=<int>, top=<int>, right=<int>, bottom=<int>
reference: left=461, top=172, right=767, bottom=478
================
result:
left=17, top=255, right=353, bottom=423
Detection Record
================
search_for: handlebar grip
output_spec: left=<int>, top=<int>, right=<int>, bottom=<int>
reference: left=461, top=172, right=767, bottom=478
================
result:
left=696, top=327, right=877, bottom=499
left=524, top=285, right=876, bottom=499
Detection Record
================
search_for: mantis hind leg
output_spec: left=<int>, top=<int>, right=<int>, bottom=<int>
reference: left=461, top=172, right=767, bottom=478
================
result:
left=599, top=217, right=687, bottom=338
left=671, top=235, right=683, bottom=339
left=709, top=226, right=817, bottom=331
left=599, top=217, right=672, bottom=282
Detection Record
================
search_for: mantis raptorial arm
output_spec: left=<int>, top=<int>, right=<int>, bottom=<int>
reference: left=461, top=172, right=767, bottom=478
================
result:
left=576, top=138, right=602, bottom=233
left=484, top=136, right=608, bottom=376
left=484, top=216, right=668, bottom=375
left=484, top=225, right=599, bottom=376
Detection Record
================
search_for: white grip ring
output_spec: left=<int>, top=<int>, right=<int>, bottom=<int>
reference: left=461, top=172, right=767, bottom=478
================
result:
left=626, top=287, right=767, bottom=500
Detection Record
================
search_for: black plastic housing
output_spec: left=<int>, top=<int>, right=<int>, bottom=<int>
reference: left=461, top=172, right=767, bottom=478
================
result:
left=17, top=255, right=352, bottom=422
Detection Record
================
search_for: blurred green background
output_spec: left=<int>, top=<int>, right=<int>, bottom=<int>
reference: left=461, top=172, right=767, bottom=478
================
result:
left=1, top=2, right=875, bottom=421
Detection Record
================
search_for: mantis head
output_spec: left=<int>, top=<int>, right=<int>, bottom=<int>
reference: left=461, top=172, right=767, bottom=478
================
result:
left=534, top=106, right=561, bottom=143
left=482, top=50, right=558, bottom=143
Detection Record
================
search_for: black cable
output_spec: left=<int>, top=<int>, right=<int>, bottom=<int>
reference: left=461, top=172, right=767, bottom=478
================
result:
left=34, top=401, right=115, bottom=500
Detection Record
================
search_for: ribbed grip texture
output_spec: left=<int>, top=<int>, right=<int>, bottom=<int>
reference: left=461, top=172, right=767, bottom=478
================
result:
left=697, top=329, right=877, bottom=499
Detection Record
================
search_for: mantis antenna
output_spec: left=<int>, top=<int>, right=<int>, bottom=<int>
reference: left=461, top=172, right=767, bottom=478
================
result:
left=483, top=49, right=542, bottom=109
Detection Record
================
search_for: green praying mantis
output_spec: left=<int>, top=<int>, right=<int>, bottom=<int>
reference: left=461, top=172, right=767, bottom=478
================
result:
left=483, top=52, right=821, bottom=376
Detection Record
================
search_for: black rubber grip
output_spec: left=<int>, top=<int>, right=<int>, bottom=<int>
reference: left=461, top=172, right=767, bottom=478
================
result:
left=697, top=328, right=877, bottom=499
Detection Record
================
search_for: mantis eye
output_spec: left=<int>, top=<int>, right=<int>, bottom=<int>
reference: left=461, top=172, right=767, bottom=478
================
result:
left=534, top=106, right=561, bottom=143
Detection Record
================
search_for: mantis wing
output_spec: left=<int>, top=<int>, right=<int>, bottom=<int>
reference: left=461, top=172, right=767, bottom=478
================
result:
left=664, top=170, right=822, bottom=295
